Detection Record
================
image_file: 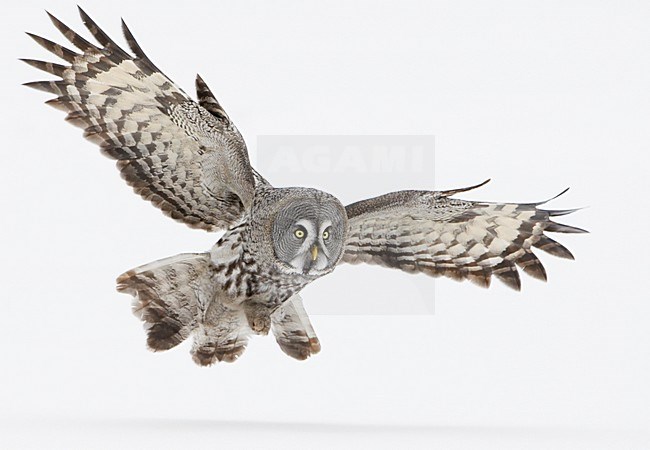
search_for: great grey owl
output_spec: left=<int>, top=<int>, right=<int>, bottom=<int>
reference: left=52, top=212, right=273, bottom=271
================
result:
left=23, top=8, right=586, bottom=365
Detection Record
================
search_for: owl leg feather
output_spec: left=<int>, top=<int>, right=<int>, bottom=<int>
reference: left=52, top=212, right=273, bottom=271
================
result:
left=271, top=294, right=321, bottom=360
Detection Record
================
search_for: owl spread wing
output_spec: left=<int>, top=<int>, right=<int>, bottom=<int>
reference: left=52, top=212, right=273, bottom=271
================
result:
left=342, top=180, right=586, bottom=290
left=23, top=8, right=256, bottom=231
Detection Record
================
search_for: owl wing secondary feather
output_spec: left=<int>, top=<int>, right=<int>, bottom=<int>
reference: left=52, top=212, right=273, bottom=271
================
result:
left=23, top=9, right=256, bottom=231
left=342, top=180, right=587, bottom=290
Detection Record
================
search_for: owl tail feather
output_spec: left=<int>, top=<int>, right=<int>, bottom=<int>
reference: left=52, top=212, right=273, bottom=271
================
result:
left=116, top=253, right=316, bottom=365
left=116, top=253, right=212, bottom=353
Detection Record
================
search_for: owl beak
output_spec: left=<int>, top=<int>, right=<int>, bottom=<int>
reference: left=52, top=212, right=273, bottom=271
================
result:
left=310, top=245, right=319, bottom=261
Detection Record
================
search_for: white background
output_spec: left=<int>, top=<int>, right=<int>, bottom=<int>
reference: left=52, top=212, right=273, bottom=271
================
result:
left=1, top=1, right=649, bottom=449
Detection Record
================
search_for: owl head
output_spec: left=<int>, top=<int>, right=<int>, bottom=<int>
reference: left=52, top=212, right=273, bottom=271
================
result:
left=250, top=187, right=348, bottom=277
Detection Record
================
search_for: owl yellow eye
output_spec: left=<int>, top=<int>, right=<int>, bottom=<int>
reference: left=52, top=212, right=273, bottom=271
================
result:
left=294, top=229, right=305, bottom=239
left=322, top=229, right=330, bottom=240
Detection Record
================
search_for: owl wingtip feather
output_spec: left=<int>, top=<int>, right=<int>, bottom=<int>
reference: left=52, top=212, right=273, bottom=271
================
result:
left=440, top=178, right=491, bottom=197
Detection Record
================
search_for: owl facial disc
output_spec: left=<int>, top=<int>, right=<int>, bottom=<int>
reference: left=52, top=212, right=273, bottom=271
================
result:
left=271, top=192, right=347, bottom=276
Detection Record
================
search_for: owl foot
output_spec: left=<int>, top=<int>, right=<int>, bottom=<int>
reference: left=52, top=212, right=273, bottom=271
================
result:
left=244, top=304, right=272, bottom=335
left=248, top=314, right=271, bottom=335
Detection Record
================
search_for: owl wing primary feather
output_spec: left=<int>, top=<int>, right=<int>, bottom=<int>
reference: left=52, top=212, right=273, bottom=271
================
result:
left=342, top=180, right=587, bottom=290
left=23, top=8, right=256, bottom=231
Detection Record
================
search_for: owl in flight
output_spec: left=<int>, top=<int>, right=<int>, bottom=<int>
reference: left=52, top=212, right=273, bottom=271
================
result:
left=24, top=8, right=586, bottom=365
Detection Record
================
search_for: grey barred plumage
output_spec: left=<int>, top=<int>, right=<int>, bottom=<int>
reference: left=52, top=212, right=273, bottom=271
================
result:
left=343, top=184, right=586, bottom=290
left=24, top=8, right=587, bottom=365
left=24, top=9, right=254, bottom=231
